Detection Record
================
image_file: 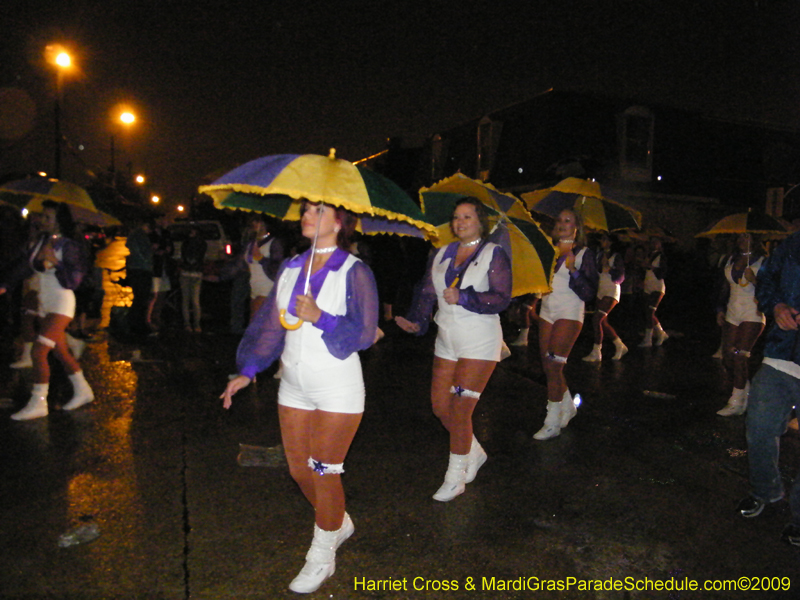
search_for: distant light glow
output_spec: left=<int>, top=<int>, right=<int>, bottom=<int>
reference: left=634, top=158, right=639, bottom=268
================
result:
left=151, top=195, right=160, bottom=204
left=38, top=171, right=47, bottom=177
left=518, top=168, right=524, bottom=174
left=136, top=175, right=145, bottom=184
left=21, top=208, right=29, bottom=218
left=56, top=52, right=71, bottom=68
left=225, top=243, right=232, bottom=255
left=120, top=112, right=135, bottom=124
left=657, top=175, right=663, bottom=181
left=573, top=393, right=582, bottom=408
left=177, top=205, right=184, bottom=212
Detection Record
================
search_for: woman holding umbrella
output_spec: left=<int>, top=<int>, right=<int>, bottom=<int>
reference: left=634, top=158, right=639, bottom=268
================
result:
left=534, top=208, right=598, bottom=440
left=396, top=196, right=512, bottom=501
left=715, top=233, right=766, bottom=416
left=221, top=201, right=378, bottom=594
left=0, top=200, right=93, bottom=420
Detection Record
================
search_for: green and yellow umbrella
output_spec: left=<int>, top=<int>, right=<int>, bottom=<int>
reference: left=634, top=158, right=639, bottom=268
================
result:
left=521, top=177, right=641, bottom=232
left=696, top=210, right=790, bottom=238
left=419, top=174, right=556, bottom=295
left=199, top=150, right=437, bottom=239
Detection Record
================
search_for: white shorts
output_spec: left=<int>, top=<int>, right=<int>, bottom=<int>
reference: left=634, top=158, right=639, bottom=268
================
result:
left=152, top=275, right=172, bottom=293
left=597, top=274, right=621, bottom=302
left=277, top=359, right=365, bottom=414
left=539, top=295, right=585, bottom=324
left=644, top=271, right=665, bottom=295
left=38, top=272, right=75, bottom=318
left=434, top=318, right=502, bottom=362
left=725, top=296, right=765, bottom=326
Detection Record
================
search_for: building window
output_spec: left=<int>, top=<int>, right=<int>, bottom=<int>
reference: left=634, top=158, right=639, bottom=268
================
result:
left=619, top=106, right=654, bottom=182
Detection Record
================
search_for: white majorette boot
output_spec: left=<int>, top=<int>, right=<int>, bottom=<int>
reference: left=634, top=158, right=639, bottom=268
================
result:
left=11, top=383, right=49, bottom=421
left=717, top=382, right=750, bottom=417
left=533, top=400, right=562, bottom=440
left=612, top=337, right=628, bottom=360
left=465, top=435, right=487, bottom=484
left=638, top=329, right=653, bottom=348
left=510, top=328, right=529, bottom=346
left=582, top=343, right=602, bottom=362
left=560, top=389, right=577, bottom=428
left=289, top=523, right=341, bottom=594
left=66, top=333, right=86, bottom=360
left=10, top=342, right=33, bottom=369
left=654, top=326, right=669, bottom=346
left=63, top=371, right=94, bottom=411
left=433, top=453, right=468, bottom=501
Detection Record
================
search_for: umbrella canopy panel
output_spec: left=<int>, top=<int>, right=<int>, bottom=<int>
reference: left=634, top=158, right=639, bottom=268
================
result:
left=696, top=211, right=790, bottom=237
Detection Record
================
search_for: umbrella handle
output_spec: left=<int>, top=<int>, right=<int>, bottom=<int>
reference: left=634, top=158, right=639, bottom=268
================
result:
left=450, top=277, right=459, bottom=288
left=279, top=309, right=304, bottom=330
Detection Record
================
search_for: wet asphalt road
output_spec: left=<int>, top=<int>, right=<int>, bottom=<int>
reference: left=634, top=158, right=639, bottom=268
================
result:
left=1, top=286, right=800, bottom=599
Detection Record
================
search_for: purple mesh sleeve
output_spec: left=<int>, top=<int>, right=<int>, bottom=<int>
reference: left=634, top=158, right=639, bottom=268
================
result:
left=317, top=261, right=379, bottom=359
left=569, top=247, right=599, bottom=303
left=457, top=245, right=512, bottom=314
left=54, top=238, right=85, bottom=291
left=236, top=264, right=287, bottom=379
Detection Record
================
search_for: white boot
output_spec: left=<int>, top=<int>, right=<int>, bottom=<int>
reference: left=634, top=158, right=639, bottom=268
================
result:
left=510, top=328, right=529, bottom=346
left=11, top=384, right=49, bottom=421
left=612, top=337, right=628, bottom=360
left=638, top=329, right=653, bottom=347
left=533, top=400, right=562, bottom=440
left=10, top=342, right=33, bottom=369
left=654, top=326, right=669, bottom=346
left=63, top=371, right=94, bottom=411
left=717, top=382, right=749, bottom=416
left=560, top=389, right=577, bottom=428
left=465, top=435, right=487, bottom=483
left=66, top=333, right=86, bottom=360
left=433, top=453, right=468, bottom=501
left=289, top=524, right=340, bottom=593
left=582, top=343, right=602, bottom=362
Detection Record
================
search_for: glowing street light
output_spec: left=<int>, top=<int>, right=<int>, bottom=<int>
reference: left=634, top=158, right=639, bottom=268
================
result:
left=110, top=109, right=136, bottom=176
left=151, top=195, right=160, bottom=204
left=177, top=205, right=185, bottom=212
left=46, top=45, right=73, bottom=179
left=135, top=174, right=145, bottom=184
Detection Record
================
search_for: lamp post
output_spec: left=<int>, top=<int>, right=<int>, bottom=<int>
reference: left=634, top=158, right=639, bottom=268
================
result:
left=48, top=47, right=72, bottom=179
left=110, top=111, right=136, bottom=186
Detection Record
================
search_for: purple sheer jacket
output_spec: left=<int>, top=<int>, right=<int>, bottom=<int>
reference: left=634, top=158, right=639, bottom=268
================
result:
left=0, top=234, right=85, bottom=291
left=556, top=246, right=599, bottom=303
left=405, top=242, right=512, bottom=336
left=236, top=248, right=379, bottom=380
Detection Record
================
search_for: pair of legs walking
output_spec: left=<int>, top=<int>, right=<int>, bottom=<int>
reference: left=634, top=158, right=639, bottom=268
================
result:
left=535, top=318, right=581, bottom=440
left=584, top=296, right=627, bottom=361
left=717, top=320, right=763, bottom=416
left=640, top=292, right=668, bottom=347
left=429, top=356, right=495, bottom=501
left=12, top=313, right=93, bottom=420
left=279, top=405, right=361, bottom=593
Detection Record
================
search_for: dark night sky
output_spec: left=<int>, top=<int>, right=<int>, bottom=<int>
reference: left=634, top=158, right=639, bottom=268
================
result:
left=2, top=0, right=799, bottom=209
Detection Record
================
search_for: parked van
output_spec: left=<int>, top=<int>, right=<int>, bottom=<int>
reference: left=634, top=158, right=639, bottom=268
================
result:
left=168, top=220, right=233, bottom=278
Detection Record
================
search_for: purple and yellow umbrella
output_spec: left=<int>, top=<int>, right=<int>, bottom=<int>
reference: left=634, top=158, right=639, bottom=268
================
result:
left=696, top=210, right=790, bottom=238
left=0, top=176, right=120, bottom=227
left=199, top=150, right=436, bottom=239
left=419, top=174, right=556, bottom=295
left=521, top=177, right=641, bottom=232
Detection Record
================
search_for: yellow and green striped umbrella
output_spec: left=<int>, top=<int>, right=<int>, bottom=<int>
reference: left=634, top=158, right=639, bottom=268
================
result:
left=199, top=150, right=437, bottom=239
left=419, top=174, right=556, bottom=295
left=521, top=177, right=641, bottom=232
left=696, top=210, right=790, bottom=238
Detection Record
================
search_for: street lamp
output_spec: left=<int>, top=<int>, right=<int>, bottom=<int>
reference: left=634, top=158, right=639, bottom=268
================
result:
left=151, top=195, right=160, bottom=204
left=46, top=45, right=72, bottom=179
left=109, top=110, right=136, bottom=181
